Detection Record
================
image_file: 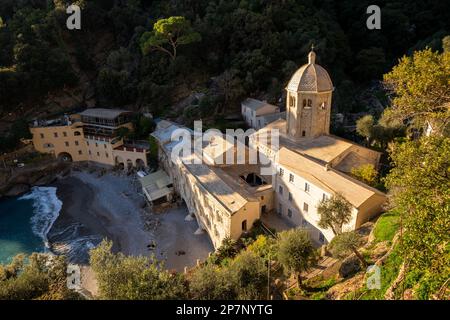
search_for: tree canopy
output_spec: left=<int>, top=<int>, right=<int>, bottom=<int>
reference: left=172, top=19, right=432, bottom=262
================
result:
left=277, top=228, right=317, bottom=287
left=140, top=16, right=201, bottom=60
left=317, top=193, right=353, bottom=236
left=383, top=47, right=450, bottom=132
left=89, top=240, right=187, bottom=300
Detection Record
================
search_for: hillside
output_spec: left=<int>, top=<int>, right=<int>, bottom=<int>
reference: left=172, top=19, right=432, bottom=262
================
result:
left=1, top=0, right=449, bottom=152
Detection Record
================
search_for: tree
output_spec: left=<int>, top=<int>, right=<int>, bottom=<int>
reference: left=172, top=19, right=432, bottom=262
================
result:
left=385, top=136, right=450, bottom=296
left=277, top=229, right=317, bottom=287
left=140, top=16, right=201, bottom=61
left=0, top=253, right=82, bottom=300
left=229, top=251, right=267, bottom=299
left=356, top=115, right=375, bottom=145
left=383, top=47, right=450, bottom=133
left=351, top=164, right=378, bottom=187
left=328, top=231, right=367, bottom=268
left=90, top=240, right=187, bottom=300
left=317, top=193, right=353, bottom=236
left=353, top=47, right=386, bottom=80
left=443, top=36, right=450, bottom=53
left=188, top=264, right=235, bottom=300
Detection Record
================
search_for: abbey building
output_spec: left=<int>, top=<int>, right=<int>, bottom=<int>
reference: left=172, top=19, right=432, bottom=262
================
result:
left=152, top=50, right=387, bottom=248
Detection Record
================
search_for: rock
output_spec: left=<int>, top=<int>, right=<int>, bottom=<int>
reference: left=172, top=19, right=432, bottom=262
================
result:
left=339, top=255, right=362, bottom=278
left=371, top=241, right=389, bottom=260
left=5, top=184, right=30, bottom=197
left=356, top=221, right=374, bottom=237
left=34, top=174, right=57, bottom=186
left=139, top=200, right=147, bottom=208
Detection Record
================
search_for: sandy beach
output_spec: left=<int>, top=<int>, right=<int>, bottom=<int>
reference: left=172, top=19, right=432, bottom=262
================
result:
left=48, top=170, right=152, bottom=263
left=47, top=166, right=213, bottom=297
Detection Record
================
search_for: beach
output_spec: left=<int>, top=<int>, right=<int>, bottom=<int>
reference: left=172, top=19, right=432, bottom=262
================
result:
left=45, top=166, right=213, bottom=295
left=48, top=170, right=152, bottom=264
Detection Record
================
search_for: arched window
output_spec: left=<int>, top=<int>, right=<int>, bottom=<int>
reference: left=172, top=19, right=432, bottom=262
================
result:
left=289, top=96, right=296, bottom=107
left=74, top=131, right=81, bottom=136
left=302, top=99, right=307, bottom=107
left=307, top=99, right=312, bottom=107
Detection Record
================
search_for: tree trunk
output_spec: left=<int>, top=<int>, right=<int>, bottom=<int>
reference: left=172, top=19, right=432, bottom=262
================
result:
left=296, top=273, right=303, bottom=289
left=352, top=247, right=367, bottom=268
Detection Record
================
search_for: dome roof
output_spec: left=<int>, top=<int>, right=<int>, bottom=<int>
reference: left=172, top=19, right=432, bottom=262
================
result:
left=287, top=51, right=333, bottom=93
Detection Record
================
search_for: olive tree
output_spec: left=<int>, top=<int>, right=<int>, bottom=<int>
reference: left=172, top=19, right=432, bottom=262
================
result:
left=317, top=193, right=353, bottom=236
left=277, top=229, right=318, bottom=288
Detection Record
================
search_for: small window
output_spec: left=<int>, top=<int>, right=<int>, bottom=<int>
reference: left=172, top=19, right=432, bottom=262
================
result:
left=278, top=203, right=283, bottom=215
left=105, top=152, right=109, bottom=158
left=78, top=150, right=82, bottom=155
left=322, top=193, right=328, bottom=201
left=289, top=174, right=294, bottom=183
left=261, top=196, right=264, bottom=200
left=40, top=133, right=44, bottom=139
left=242, top=220, right=247, bottom=231
left=307, top=99, right=312, bottom=107
left=43, top=143, right=54, bottom=149
left=86, top=141, right=89, bottom=146
left=287, top=209, right=292, bottom=218
left=279, top=186, right=283, bottom=195
left=288, top=192, right=293, bottom=202
left=303, top=202, right=309, bottom=212
left=305, top=182, right=310, bottom=192
left=63, top=132, right=67, bottom=137
left=89, top=150, right=92, bottom=155
left=302, top=130, right=306, bottom=137
left=65, top=141, right=69, bottom=147
left=96, top=152, right=100, bottom=156
left=279, top=168, right=284, bottom=177
left=74, top=131, right=81, bottom=136
left=104, top=144, right=107, bottom=149
left=95, top=143, right=98, bottom=147
left=53, top=132, right=58, bottom=138
left=75, top=141, right=79, bottom=146
left=302, top=99, right=306, bottom=107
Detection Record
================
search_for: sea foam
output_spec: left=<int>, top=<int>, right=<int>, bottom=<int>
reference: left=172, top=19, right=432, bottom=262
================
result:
left=19, top=187, right=62, bottom=248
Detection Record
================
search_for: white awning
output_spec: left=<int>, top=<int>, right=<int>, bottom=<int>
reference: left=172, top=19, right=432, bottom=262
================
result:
left=140, top=170, right=173, bottom=202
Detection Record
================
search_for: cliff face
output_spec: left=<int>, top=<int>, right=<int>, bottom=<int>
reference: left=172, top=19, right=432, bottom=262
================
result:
left=0, top=161, right=71, bottom=198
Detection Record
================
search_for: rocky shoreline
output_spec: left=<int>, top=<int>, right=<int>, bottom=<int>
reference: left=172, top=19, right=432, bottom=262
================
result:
left=0, top=160, right=71, bottom=199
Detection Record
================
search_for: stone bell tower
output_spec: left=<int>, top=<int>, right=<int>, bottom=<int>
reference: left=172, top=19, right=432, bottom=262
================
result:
left=285, top=49, right=334, bottom=140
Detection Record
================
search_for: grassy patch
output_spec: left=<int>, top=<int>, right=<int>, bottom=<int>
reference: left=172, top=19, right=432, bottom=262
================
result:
left=359, top=245, right=403, bottom=300
left=373, top=211, right=400, bottom=243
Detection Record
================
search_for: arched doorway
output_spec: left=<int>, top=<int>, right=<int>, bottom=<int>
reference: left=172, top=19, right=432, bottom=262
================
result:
left=126, top=159, right=133, bottom=170
left=57, top=152, right=73, bottom=162
left=135, top=158, right=145, bottom=169
left=115, top=156, right=124, bottom=170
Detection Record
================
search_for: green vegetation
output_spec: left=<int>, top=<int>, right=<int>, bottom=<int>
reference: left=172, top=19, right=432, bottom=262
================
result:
left=90, top=240, right=187, bottom=300
left=140, top=16, right=201, bottom=61
left=383, top=48, right=450, bottom=131
left=0, top=119, right=32, bottom=153
left=328, top=232, right=367, bottom=268
left=372, top=212, right=400, bottom=243
left=351, top=164, right=379, bottom=188
left=0, top=253, right=82, bottom=300
left=276, top=229, right=318, bottom=288
left=317, top=193, right=352, bottom=236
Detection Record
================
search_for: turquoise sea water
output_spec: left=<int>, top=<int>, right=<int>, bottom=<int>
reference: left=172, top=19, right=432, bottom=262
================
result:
left=0, top=187, right=62, bottom=264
